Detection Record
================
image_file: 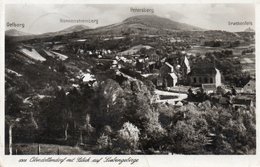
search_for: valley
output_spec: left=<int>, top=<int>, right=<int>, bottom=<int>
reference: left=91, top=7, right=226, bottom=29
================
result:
left=5, top=14, right=256, bottom=155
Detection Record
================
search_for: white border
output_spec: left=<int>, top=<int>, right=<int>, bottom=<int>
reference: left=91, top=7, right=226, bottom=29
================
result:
left=2, top=0, right=257, bottom=4
left=0, top=0, right=259, bottom=167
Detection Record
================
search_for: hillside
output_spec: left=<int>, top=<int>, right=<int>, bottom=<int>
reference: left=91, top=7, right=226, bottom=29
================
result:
left=123, top=15, right=203, bottom=31
left=41, top=24, right=90, bottom=36
left=83, top=15, right=203, bottom=36
left=5, top=17, right=256, bottom=155
left=5, top=25, right=90, bottom=41
left=5, top=29, right=33, bottom=37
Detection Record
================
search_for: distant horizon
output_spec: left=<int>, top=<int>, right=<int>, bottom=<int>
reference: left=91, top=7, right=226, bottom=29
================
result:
left=5, top=22, right=255, bottom=36
left=5, top=4, right=255, bottom=34
left=5, top=23, right=92, bottom=35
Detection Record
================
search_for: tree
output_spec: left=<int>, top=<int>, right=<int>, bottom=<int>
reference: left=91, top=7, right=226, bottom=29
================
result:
left=5, top=88, right=27, bottom=155
left=216, top=86, right=226, bottom=96
left=202, top=106, right=256, bottom=154
left=96, top=125, right=113, bottom=153
left=124, top=91, right=152, bottom=129
left=90, top=79, right=125, bottom=131
left=6, top=117, right=21, bottom=155
left=195, top=87, right=208, bottom=102
left=141, top=111, right=166, bottom=151
left=161, top=104, right=211, bottom=154
left=231, top=87, right=237, bottom=96
left=115, top=122, right=140, bottom=154
left=97, top=133, right=112, bottom=153
left=168, top=118, right=208, bottom=154
left=187, top=88, right=195, bottom=100
left=39, top=88, right=70, bottom=141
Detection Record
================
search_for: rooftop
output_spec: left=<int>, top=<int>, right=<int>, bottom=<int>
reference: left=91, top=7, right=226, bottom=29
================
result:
left=189, top=63, right=218, bottom=76
left=202, top=84, right=216, bottom=90
left=232, top=98, right=252, bottom=106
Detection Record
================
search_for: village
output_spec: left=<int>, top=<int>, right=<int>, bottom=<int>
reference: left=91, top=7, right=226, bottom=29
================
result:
left=10, top=30, right=255, bottom=117
left=5, top=12, right=256, bottom=155
left=34, top=34, right=255, bottom=110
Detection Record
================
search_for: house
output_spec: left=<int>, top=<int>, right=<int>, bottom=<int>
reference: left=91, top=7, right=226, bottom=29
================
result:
left=155, top=73, right=178, bottom=88
left=202, top=84, right=217, bottom=94
left=243, top=80, right=255, bottom=94
left=111, top=60, right=121, bottom=69
left=188, top=63, right=221, bottom=87
left=148, top=61, right=157, bottom=72
left=150, top=53, right=160, bottom=61
left=77, top=49, right=84, bottom=54
left=52, top=44, right=66, bottom=52
left=160, top=62, right=174, bottom=75
left=166, top=72, right=178, bottom=87
left=232, top=98, right=253, bottom=109
left=136, top=60, right=145, bottom=71
left=170, top=37, right=177, bottom=43
left=157, top=62, right=178, bottom=88
left=156, top=76, right=164, bottom=87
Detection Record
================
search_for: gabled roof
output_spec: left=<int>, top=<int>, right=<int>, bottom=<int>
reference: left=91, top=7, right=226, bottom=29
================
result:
left=165, top=62, right=174, bottom=73
left=184, top=56, right=191, bottom=74
left=244, top=79, right=255, bottom=87
left=189, top=64, right=218, bottom=76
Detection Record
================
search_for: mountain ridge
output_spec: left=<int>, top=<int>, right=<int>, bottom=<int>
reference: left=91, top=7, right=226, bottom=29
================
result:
left=84, top=15, right=204, bottom=35
left=5, top=29, right=33, bottom=37
left=122, top=15, right=204, bottom=31
left=42, top=24, right=91, bottom=36
left=5, top=25, right=90, bottom=38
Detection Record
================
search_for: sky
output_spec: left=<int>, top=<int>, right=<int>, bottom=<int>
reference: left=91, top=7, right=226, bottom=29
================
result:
left=5, top=4, right=255, bottom=34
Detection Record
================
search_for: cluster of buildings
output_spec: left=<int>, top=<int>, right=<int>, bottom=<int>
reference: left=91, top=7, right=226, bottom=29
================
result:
left=141, top=51, right=222, bottom=93
left=138, top=50, right=255, bottom=99
left=45, top=40, right=255, bottom=109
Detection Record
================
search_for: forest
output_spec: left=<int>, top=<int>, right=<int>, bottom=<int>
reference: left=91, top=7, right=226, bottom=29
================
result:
left=6, top=76, right=256, bottom=154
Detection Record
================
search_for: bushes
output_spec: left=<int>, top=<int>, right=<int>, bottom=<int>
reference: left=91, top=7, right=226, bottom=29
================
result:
left=97, top=134, right=112, bottom=153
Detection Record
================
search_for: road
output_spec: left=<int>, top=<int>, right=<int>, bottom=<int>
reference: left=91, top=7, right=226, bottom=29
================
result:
left=154, top=89, right=188, bottom=104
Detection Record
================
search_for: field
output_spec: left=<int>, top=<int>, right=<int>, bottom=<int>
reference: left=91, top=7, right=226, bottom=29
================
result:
left=187, top=45, right=225, bottom=55
left=188, top=45, right=255, bottom=76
